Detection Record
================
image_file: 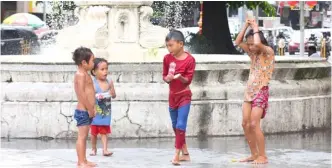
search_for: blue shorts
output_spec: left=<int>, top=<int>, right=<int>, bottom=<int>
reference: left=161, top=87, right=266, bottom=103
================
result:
left=74, top=109, right=92, bottom=127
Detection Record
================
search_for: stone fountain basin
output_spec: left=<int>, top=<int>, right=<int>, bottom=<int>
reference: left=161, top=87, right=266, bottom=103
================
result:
left=1, top=55, right=331, bottom=139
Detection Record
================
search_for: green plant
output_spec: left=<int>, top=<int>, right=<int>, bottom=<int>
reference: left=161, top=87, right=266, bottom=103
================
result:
left=227, top=1, right=276, bottom=17
left=232, top=33, right=238, bottom=41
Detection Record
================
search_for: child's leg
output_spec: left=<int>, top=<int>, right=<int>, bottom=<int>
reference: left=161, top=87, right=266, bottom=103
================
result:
left=176, top=103, right=191, bottom=162
left=169, top=107, right=178, bottom=148
left=76, top=125, right=95, bottom=167
left=169, top=107, right=181, bottom=165
left=181, top=130, right=188, bottom=157
left=169, top=107, right=178, bottom=132
left=89, top=125, right=98, bottom=156
left=250, top=107, right=268, bottom=164
left=240, top=102, right=258, bottom=162
left=101, top=133, right=113, bottom=156
left=90, top=135, right=97, bottom=156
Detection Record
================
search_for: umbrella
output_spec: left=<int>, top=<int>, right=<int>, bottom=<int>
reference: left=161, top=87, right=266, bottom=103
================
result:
left=279, top=1, right=317, bottom=10
left=3, top=13, right=45, bottom=29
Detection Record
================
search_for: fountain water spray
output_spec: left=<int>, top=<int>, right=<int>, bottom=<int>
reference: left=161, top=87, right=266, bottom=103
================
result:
left=52, top=1, right=170, bottom=62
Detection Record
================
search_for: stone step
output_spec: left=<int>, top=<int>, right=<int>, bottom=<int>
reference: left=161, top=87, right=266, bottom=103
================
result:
left=1, top=96, right=330, bottom=139
left=1, top=79, right=330, bottom=102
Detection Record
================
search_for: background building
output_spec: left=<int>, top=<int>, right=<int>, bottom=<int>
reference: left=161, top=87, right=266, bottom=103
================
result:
left=1, top=1, right=52, bottom=22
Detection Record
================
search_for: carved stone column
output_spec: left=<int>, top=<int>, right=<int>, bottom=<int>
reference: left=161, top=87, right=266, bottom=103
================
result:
left=56, top=1, right=169, bottom=61
left=139, top=6, right=169, bottom=48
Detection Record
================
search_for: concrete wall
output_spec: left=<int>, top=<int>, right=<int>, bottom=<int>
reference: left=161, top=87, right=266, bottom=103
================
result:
left=1, top=57, right=331, bottom=139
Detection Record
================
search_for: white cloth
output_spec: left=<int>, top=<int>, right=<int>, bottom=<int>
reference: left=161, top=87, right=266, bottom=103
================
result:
left=309, top=52, right=320, bottom=58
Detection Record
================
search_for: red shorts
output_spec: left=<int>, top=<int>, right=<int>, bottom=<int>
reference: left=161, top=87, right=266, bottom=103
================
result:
left=252, top=86, right=269, bottom=119
left=90, top=125, right=111, bottom=136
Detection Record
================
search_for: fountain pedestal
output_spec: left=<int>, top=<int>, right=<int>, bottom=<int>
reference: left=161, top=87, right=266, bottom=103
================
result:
left=55, top=1, right=169, bottom=61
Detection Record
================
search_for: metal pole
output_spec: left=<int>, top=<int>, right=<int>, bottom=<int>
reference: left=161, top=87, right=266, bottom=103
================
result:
left=43, top=1, right=46, bottom=22
left=255, top=5, right=259, bottom=21
left=300, top=1, right=305, bottom=57
left=227, top=6, right=229, bottom=17
left=241, top=6, right=247, bottom=28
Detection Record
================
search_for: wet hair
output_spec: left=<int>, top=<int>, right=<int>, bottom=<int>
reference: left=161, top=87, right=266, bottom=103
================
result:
left=165, top=30, right=185, bottom=45
left=72, top=47, right=93, bottom=65
left=245, top=29, right=269, bottom=46
left=323, top=32, right=331, bottom=38
left=91, top=58, right=108, bottom=76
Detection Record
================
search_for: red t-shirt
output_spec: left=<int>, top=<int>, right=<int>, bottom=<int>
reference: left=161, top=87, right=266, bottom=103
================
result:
left=162, top=52, right=196, bottom=94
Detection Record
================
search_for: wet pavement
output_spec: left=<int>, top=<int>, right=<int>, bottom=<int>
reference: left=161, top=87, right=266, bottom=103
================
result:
left=1, top=130, right=331, bottom=168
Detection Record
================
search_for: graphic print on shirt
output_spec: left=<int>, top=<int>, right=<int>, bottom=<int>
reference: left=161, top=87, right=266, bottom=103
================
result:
left=96, top=97, right=111, bottom=118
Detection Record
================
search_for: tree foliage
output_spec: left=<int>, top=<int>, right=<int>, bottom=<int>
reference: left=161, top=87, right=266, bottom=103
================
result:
left=227, top=1, right=276, bottom=17
left=190, top=1, right=276, bottom=54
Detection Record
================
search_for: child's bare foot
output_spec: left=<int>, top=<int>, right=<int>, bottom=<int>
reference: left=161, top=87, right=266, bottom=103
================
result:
left=89, top=148, right=97, bottom=156
left=103, top=150, right=113, bottom=157
left=252, top=156, right=268, bottom=164
left=77, top=163, right=93, bottom=168
left=171, top=154, right=181, bottom=166
left=179, top=153, right=190, bottom=161
left=171, top=159, right=180, bottom=166
left=86, top=160, right=97, bottom=167
left=239, top=155, right=257, bottom=162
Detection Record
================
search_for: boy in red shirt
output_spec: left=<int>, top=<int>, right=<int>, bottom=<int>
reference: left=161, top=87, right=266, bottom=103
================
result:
left=163, top=30, right=196, bottom=165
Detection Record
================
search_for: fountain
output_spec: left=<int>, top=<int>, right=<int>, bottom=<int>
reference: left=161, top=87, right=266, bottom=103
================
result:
left=0, top=1, right=331, bottom=139
left=55, top=1, right=169, bottom=62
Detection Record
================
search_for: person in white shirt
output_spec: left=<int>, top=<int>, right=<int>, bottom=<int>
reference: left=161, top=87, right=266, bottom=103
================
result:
left=308, top=46, right=320, bottom=58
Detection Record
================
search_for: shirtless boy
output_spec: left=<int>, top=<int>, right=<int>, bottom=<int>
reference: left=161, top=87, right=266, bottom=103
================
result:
left=235, top=19, right=275, bottom=164
left=72, top=47, right=97, bottom=168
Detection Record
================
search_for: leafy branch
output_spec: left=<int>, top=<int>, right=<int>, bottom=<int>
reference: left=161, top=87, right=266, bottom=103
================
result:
left=227, top=1, right=276, bottom=17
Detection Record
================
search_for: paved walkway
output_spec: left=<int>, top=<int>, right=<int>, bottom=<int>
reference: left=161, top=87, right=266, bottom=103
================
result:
left=1, top=131, right=330, bottom=168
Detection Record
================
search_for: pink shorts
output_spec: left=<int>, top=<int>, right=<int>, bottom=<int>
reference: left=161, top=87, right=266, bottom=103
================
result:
left=252, top=86, right=269, bottom=119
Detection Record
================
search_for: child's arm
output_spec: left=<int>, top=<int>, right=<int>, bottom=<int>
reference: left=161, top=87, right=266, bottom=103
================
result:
left=174, top=58, right=196, bottom=84
left=235, top=20, right=251, bottom=55
left=109, top=80, right=116, bottom=99
left=162, top=56, right=173, bottom=83
left=250, top=20, right=274, bottom=56
left=74, top=73, right=95, bottom=117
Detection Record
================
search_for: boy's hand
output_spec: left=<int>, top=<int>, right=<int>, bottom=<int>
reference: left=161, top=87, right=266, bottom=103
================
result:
left=165, top=74, right=174, bottom=82
left=89, top=108, right=96, bottom=118
left=174, top=74, right=181, bottom=79
left=88, top=112, right=95, bottom=118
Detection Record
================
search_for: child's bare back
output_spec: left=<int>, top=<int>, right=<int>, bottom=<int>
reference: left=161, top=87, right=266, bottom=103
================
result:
left=74, top=70, right=95, bottom=114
